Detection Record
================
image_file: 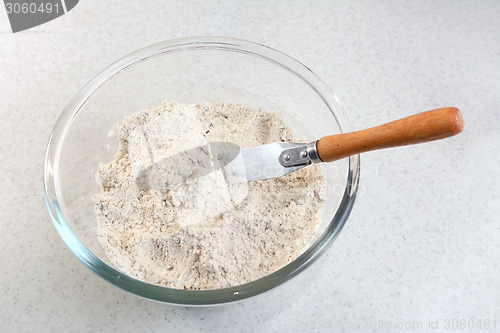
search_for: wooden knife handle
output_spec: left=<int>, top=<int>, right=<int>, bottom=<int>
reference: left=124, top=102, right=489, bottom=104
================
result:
left=316, top=107, right=464, bottom=163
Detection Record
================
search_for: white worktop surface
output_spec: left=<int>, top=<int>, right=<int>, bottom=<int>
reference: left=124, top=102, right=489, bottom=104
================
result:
left=1, top=1, right=498, bottom=332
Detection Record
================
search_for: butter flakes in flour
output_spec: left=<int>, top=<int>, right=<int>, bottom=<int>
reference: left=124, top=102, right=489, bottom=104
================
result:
left=95, top=101, right=325, bottom=289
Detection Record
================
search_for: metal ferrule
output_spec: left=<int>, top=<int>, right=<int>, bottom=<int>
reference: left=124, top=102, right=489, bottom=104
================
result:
left=279, top=141, right=323, bottom=167
left=306, top=141, right=323, bottom=163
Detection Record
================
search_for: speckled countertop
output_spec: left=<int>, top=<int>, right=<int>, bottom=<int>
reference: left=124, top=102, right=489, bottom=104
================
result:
left=1, top=1, right=499, bottom=332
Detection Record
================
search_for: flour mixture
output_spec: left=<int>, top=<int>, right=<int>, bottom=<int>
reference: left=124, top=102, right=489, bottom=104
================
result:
left=95, top=101, right=325, bottom=289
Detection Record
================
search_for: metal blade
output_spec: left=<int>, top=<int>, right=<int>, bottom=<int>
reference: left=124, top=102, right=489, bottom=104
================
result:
left=218, top=142, right=309, bottom=184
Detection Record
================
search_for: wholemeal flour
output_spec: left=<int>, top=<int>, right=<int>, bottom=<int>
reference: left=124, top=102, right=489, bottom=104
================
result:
left=95, top=101, right=325, bottom=289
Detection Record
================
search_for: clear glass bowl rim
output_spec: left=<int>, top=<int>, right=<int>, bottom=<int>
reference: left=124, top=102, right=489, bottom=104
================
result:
left=43, top=36, right=360, bottom=305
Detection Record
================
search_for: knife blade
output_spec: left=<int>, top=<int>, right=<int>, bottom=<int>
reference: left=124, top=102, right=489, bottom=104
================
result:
left=217, top=142, right=321, bottom=184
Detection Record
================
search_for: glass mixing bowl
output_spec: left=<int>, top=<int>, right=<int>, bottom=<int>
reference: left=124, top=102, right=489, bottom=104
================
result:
left=44, top=37, right=360, bottom=305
